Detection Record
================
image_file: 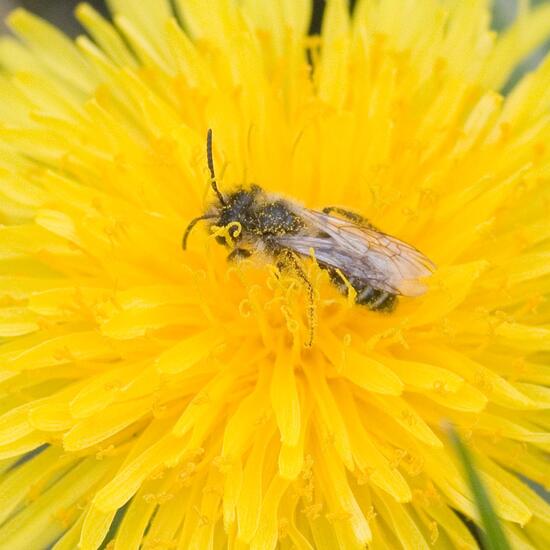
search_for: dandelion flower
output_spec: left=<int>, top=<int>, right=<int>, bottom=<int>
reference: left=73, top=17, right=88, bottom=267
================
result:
left=0, top=1, right=549, bottom=548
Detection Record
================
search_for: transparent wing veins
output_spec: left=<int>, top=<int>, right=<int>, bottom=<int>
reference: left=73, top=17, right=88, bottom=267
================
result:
left=279, top=208, right=435, bottom=296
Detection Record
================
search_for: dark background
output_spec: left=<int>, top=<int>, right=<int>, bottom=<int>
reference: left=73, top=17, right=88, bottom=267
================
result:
left=0, top=1, right=548, bottom=91
left=0, top=0, right=537, bottom=36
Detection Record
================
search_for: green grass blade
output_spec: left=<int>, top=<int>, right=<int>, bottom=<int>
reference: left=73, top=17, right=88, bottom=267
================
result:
left=448, top=425, right=511, bottom=550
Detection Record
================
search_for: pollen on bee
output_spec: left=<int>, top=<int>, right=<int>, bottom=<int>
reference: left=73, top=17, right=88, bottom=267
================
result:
left=210, top=221, right=242, bottom=247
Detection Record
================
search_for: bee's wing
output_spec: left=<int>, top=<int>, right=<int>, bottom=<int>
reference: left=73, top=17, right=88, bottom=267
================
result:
left=279, top=209, right=435, bottom=296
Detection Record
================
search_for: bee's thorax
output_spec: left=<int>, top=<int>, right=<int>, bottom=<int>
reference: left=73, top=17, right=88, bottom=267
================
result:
left=214, top=185, right=304, bottom=246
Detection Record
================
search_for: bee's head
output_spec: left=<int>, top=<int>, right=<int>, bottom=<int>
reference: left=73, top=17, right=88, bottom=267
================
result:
left=182, top=130, right=262, bottom=251
left=213, top=186, right=261, bottom=246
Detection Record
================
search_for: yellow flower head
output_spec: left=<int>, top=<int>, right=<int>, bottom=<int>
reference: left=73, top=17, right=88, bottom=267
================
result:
left=0, top=1, right=549, bottom=548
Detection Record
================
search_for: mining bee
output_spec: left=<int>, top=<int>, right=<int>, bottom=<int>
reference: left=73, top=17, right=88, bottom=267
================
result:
left=183, top=130, right=435, bottom=344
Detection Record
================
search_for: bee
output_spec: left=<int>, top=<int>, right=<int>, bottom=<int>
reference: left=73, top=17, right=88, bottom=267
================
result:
left=183, top=130, right=435, bottom=343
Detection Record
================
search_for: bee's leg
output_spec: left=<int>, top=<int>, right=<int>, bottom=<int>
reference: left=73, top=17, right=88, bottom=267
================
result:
left=227, top=248, right=252, bottom=262
left=277, top=249, right=315, bottom=347
left=322, top=206, right=379, bottom=230
left=322, top=206, right=365, bottom=223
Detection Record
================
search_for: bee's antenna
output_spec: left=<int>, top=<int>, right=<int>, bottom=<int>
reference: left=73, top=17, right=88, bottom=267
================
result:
left=182, top=214, right=215, bottom=250
left=206, top=129, right=226, bottom=206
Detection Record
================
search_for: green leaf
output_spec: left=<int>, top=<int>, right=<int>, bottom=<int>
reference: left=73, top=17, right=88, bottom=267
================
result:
left=448, top=425, right=511, bottom=550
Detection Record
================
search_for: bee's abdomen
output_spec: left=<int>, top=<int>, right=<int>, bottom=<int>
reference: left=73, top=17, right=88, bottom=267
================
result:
left=357, top=287, right=397, bottom=312
left=326, top=267, right=397, bottom=312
